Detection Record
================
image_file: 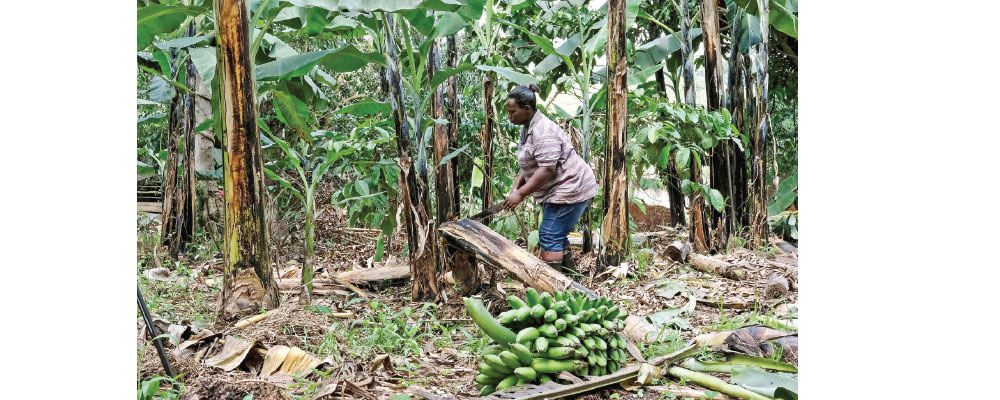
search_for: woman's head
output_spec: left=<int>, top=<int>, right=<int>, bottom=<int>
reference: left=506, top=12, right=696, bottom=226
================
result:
left=506, top=84, right=540, bottom=125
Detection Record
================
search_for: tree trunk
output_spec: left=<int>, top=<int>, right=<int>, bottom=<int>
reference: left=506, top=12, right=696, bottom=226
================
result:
left=382, top=14, right=437, bottom=301
left=160, top=88, right=182, bottom=249
left=170, top=22, right=199, bottom=257
left=726, top=22, right=750, bottom=232
left=192, top=72, right=220, bottom=230
left=749, top=0, right=770, bottom=246
left=701, top=0, right=728, bottom=251
left=601, top=0, right=629, bottom=267
left=215, top=0, right=278, bottom=321
left=480, top=71, right=496, bottom=224
left=430, top=34, right=479, bottom=295
left=448, top=34, right=479, bottom=294
left=681, top=0, right=708, bottom=251
left=439, top=219, right=596, bottom=297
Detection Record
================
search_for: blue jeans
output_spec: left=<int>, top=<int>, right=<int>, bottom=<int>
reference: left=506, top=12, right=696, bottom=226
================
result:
left=538, top=199, right=592, bottom=252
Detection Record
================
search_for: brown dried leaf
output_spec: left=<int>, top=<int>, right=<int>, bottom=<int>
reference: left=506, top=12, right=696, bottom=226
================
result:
left=277, top=347, right=322, bottom=377
left=259, top=345, right=291, bottom=377
left=204, top=336, right=255, bottom=371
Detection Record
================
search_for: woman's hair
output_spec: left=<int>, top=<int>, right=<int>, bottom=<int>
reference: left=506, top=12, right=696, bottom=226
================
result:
left=507, top=84, right=541, bottom=110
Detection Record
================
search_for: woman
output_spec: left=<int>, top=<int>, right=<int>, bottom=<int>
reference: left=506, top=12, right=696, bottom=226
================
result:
left=499, top=84, right=598, bottom=272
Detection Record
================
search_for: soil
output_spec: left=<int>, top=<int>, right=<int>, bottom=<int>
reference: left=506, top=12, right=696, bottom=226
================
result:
left=629, top=202, right=672, bottom=232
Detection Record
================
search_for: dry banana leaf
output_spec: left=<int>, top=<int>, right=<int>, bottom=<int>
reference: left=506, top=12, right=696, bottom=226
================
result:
left=259, top=345, right=291, bottom=377
left=204, top=336, right=255, bottom=371
left=276, top=346, right=323, bottom=377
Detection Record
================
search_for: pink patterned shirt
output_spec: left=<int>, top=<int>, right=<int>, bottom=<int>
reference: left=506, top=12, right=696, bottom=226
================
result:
left=517, top=112, right=598, bottom=204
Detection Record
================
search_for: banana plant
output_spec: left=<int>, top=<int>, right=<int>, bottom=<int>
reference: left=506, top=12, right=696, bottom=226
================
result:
left=260, top=123, right=355, bottom=297
left=635, top=97, right=742, bottom=215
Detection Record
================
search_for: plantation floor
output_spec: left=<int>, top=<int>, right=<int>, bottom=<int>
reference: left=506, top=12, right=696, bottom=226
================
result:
left=137, top=207, right=798, bottom=400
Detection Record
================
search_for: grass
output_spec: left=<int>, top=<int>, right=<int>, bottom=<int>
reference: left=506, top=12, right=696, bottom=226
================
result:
left=637, top=328, right=686, bottom=360
left=710, top=295, right=795, bottom=332
left=137, top=261, right=218, bottom=328
left=309, top=300, right=436, bottom=364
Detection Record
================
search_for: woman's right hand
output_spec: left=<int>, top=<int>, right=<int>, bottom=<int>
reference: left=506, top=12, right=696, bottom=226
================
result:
left=500, top=190, right=525, bottom=211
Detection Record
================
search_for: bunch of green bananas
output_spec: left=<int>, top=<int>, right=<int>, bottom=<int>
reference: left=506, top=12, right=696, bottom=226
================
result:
left=465, top=289, right=630, bottom=396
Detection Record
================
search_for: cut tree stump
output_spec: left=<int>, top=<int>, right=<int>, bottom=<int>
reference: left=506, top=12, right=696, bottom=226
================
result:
left=665, top=240, right=691, bottom=262
left=438, top=218, right=596, bottom=297
left=765, top=273, right=790, bottom=299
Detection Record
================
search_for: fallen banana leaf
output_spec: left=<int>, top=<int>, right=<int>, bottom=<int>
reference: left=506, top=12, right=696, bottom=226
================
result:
left=730, top=366, right=798, bottom=398
left=204, top=336, right=256, bottom=371
left=666, top=366, right=771, bottom=400
left=276, top=346, right=322, bottom=377
left=259, top=345, right=291, bottom=377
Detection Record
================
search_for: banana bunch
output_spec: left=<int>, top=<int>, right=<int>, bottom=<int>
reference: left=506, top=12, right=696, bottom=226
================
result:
left=466, top=289, right=630, bottom=396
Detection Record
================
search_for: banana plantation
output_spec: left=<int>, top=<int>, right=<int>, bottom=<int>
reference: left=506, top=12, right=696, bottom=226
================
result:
left=137, top=0, right=798, bottom=399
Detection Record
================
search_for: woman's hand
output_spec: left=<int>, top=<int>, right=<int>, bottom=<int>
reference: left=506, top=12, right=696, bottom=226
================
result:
left=500, top=189, right=525, bottom=211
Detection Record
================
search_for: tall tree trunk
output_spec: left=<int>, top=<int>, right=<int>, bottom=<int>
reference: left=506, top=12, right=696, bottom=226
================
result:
left=430, top=34, right=478, bottom=296
left=172, top=21, right=198, bottom=257
left=480, top=71, right=496, bottom=224
left=749, top=0, right=770, bottom=246
left=725, top=12, right=750, bottom=232
left=192, top=71, right=220, bottom=230
left=601, top=0, right=629, bottom=267
left=161, top=88, right=182, bottom=249
left=700, top=0, right=728, bottom=250
left=444, top=34, right=480, bottom=294
left=382, top=14, right=437, bottom=301
left=681, top=0, right=708, bottom=252
left=215, top=0, right=278, bottom=321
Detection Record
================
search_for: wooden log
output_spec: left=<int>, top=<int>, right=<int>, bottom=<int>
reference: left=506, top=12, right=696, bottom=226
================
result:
left=335, top=265, right=410, bottom=283
left=664, top=240, right=691, bottom=262
left=689, top=254, right=744, bottom=280
left=276, top=279, right=336, bottom=291
left=765, top=273, right=790, bottom=299
left=438, top=218, right=596, bottom=297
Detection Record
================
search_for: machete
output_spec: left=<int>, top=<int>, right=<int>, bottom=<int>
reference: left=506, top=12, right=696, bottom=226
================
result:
left=468, top=202, right=505, bottom=221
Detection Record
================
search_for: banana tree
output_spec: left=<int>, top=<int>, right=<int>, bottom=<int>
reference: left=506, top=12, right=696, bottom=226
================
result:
left=260, top=125, right=355, bottom=298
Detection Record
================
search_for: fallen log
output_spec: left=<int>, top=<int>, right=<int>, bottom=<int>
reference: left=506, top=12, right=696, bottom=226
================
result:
left=765, top=273, right=790, bottom=299
left=276, top=278, right=336, bottom=291
left=689, top=254, right=745, bottom=280
left=664, top=240, right=691, bottom=262
left=335, top=264, right=410, bottom=283
left=439, top=218, right=596, bottom=297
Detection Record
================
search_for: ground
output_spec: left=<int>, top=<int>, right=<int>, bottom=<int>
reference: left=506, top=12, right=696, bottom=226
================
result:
left=138, top=197, right=798, bottom=400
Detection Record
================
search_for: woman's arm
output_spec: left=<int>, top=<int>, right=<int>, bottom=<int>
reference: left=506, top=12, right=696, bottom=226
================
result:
left=501, top=165, right=555, bottom=210
left=513, top=170, right=526, bottom=190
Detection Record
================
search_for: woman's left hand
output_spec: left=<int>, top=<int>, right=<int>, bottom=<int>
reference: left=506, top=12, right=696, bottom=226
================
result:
left=500, top=190, right=524, bottom=210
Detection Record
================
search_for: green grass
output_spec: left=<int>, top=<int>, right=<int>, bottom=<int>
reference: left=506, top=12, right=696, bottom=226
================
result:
left=637, top=328, right=686, bottom=360
left=309, top=301, right=437, bottom=364
left=137, top=264, right=218, bottom=328
left=710, top=295, right=796, bottom=332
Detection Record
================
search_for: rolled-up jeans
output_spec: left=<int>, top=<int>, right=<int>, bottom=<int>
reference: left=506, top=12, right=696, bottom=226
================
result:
left=538, top=198, right=592, bottom=252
